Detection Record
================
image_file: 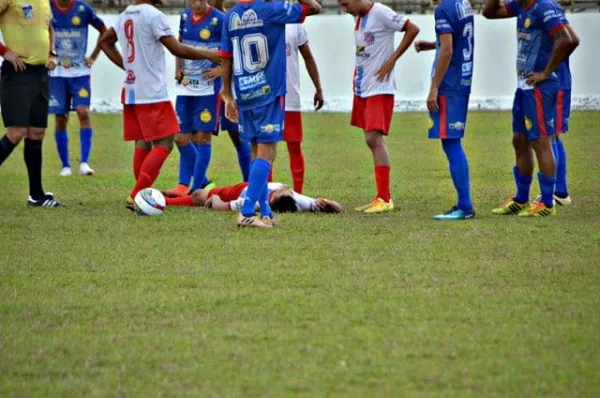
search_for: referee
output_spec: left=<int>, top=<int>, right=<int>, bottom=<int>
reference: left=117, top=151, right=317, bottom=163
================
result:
left=0, top=0, right=62, bottom=207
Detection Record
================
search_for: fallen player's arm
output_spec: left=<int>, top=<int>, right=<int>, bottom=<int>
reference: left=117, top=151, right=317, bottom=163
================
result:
left=482, top=0, right=513, bottom=19
left=204, top=195, right=233, bottom=211
left=99, top=28, right=124, bottom=70
left=160, top=36, right=220, bottom=63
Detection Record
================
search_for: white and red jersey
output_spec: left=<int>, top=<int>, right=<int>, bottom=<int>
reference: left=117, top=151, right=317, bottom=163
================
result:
left=230, top=183, right=317, bottom=212
left=353, top=3, right=408, bottom=98
left=285, top=24, right=308, bottom=112
left=114, top=4, right=174, bottom=105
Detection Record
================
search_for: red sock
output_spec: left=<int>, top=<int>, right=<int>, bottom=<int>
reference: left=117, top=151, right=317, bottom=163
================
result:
left=287, top=142, right=305, bottom=193
left=130, top=146, right=171, bottom=199
left=165, top=195, right=194, bottom=207
left=133, top=147, right=151, bottom=180
left=374, top=165, right=391, bottom=202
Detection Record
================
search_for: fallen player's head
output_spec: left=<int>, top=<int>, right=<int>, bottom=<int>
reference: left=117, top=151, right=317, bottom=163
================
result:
left=270, top=188, right=298, bottom=213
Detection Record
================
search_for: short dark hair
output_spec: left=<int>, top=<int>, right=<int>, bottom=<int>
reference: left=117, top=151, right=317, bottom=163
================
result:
left=271, top=195, right=297, bottom=213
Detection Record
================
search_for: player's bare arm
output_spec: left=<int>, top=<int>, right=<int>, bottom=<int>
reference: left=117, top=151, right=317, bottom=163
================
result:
left=202, top=65, right=222, bottom=82
left=46, top=23, right=58, bottom=71
left=159, top=36, right=220, bottom=63
left=298, top=0, right=322, bottom=16
left=427, top=33, right=452, bottom=112
left=86, top=23, right=108, bottom=68
left=299, top=43, right=324, bottom=111
left=526, top=26, right=580, bottom=86
left=482, top=0, right=512, bottom=19
left=376, top=20, right=420, bottom=82
left=99, top=28, right=125, bottom=70
left=414, top=41, right=436, bottom=52
left=175, top=34, right=184, bottom=81
left=221, top=57, right=238, bottom=123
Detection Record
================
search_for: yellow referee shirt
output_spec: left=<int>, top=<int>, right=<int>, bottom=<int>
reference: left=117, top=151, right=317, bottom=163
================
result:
left=0, top=0, right=51, bottom=65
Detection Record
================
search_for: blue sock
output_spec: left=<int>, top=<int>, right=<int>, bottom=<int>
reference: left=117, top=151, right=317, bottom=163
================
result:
left=54, top=130, right=70, bottom=168
left=177, top=143, right=197, bottom=186
left=555, top=138, right=568, bottom=196
left=191, top=143, right=212, bottom=191
left=513, top=166, right=532, bottom=204
left=79, top=128, right=93, bottom=164
left=441, top=139, right=472, bottom=211
left=258, top=180, right=272, bottom=218
left=241, top=158, right=270, bottom=217
left=538, top=172, right=556, bottom=208
left=235, top=141, right=252, bottom=182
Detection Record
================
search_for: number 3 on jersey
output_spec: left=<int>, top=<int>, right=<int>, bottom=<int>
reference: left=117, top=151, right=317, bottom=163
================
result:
left=461, top=22, right=473, bottom=76
left=231, top=34, right=269, bottom=75
left=125, top=19, right=135, bottom=63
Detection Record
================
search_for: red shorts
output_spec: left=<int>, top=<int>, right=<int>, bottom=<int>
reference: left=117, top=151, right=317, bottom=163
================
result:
left=207, top=182, right=248, bottom=201
left=350, top=94, right=394, bottom=135
left=283, top=111, right=303, bottom=142
left=123, top=101, right=179, bottom=142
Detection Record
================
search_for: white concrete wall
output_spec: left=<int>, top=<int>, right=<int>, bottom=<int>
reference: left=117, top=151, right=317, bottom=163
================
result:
left=45, top=13, right=600, bottom=112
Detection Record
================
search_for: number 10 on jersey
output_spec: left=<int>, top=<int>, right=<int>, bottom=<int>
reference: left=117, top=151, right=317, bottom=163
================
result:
left=231, top=34, right=269, bottom=75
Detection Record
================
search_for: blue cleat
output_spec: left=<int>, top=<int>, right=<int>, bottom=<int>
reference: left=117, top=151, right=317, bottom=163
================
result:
left=433, top=206, right=476, bottom=220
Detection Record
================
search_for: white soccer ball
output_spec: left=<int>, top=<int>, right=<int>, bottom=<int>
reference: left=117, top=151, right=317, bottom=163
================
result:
left=134, top=188, right=166, bottom=216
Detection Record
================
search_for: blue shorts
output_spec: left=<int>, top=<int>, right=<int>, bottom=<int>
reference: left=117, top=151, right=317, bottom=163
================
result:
left=428, top=94, right=469, bottom=139
left=49, top=76, right=91, bottom=114
left=555, top=89, right=571, bottom=135
left=219, top=102, right=239, bottom=133
left=512, top=86, right=557, bottom=140
left=175, top=94, right=221, bottom=134
left=238, top=96, right=285, bottom=144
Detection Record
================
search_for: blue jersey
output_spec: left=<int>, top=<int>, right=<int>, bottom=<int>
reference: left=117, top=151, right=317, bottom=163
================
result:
left=176, top=7, right=224, bottom=96
left=50, top=0, right=104, bottom=78
left=556, top=59, right=571, bottom=91
left=220, top=0, right=307, bottom=110
left=433, top=0, right=474, bottom=95
left=506, top=0, right=568, bottom=85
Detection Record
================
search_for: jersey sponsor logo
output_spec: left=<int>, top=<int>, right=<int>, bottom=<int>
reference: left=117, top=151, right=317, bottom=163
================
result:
left=200, top=109, right=212, bottom=123
left=239, top=85, right=271, bottom=101
left=462, top=62, right=473, bottom=76
left=355, top=46, right=370, bottom=58
left=363, top=31, right=374, bottom=46
left=180, top=76, right=205, bottom=88
left=238, top=71, right=267, bottom=90
left=78, top=88, right=89, bottom=98
left=72, top=16, right=81, bottom=26
left=391, top=14, right=404, bottom=25
left=229, top=10, right=264, bottom=31
left=260, top=123, right=281, bottom=134
left=56, top=31, right=83, bottom=39
left=125, top=70, right=136, bottom=84
left=455, top=0, right=473, bottom=20
left=61, top=58, right=73, bottom=69
left=21, top=4, right=34, bottom=19
left=449, top=121, right=465, bottom=131
left=210, top=17, right=219, bottom=27
left=200, top=29, right=211, bottom=40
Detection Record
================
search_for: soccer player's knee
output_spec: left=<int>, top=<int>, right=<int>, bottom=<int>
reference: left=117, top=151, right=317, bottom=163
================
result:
left=153, top=137, right=174, bottom=150
left=55, top=115, right=68, bottom=131
left=135, top=140, right=152, bottom=150
left=7, top=127, right=27, bottom=143
left=228, top=131, right=241, bottom=146
left=175, top=134, right=191, bottom=147
left=76, top=107, right=91, bottom=124
left=364, top=132, right=382, bottom=149
left=194, top=132, right=212, bottom=144
left=27, top=128, right=46, bottom=141
left=512, top=134, right=529, bottom=153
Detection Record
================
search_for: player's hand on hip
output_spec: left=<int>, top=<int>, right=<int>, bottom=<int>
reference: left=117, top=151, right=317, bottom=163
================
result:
left=84, top=56, right=95, bottom=68
left=224, top=98, right=239, bottom=123
left=175, top=69, right=184, bottom=82
left=314, top=89, right=324, bottom=111
left=375, top=59, right=395, bottom=82
left=46, top=55, right=57, bottom=71
left=202, top=66, right=222, bottom=82
left=525, top=72, right=548, bottom=86
left=4, top=51, right=26, bottom=72
left=427, top=87, right=439, bottom=112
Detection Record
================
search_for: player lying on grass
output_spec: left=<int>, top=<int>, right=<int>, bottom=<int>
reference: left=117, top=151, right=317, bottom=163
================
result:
left=164, top=182, right=343, bottom=214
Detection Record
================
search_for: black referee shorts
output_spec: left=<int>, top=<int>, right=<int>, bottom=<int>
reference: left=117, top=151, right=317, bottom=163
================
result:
left=0, top=62, right=49, bottom=128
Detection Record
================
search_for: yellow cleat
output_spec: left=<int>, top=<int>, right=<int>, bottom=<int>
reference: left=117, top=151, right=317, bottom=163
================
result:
left=492, top=198, right=529, bottom=215
left=237, top=214, right=272, bottom=228
left=355, top=199, right=377, bottom=212
left=518, top=201, right=556, bottom=217
left=126, top=196, right=135, bottom=212
left=363, top=198, right=394, bottom=214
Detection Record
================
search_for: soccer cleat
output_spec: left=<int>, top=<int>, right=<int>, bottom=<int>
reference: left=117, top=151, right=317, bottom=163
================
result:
left=59, top=167, right=72, bottom=177
left=519, top=201, right=556, bottom=217
left=237, top=214, right=272, bottom=228
left=126, top=196, right=135, bottom=212
left=433, top=206, right=476, bottom=220
left=533, top=195, right=555, bottom=208
left=161, top=184, right=190, bottom=198
left=363, top=198, right=394, bottom=214
left=355, top=199, right=377, bottom=212
left=27, top=193, right=63, bottom=208
left=79, top=162, right=95, bottom=176
left=201, top=180, right=216, bottom=190
left=554, top=194, right=571, bottom=206
left=261, top=216, right=278, bottom=227
left=492, top=198, right=529, bottom=215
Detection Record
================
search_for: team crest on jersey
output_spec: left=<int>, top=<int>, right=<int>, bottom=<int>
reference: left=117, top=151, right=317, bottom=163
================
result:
left=229, top=10, right=263, bottom=30
left=78, top=88, right=89, bottom=98
left=363, top=32, right=375, bottom=46
left=71, top=16, right=81, bottom=26
left=200, top=109, right=212, bottom=123
left=61, top=58, right=72, bottom=69
left=210, top=17, right=218, bottom=26
left=181, top=76, right=190, bottom=86
left=525, top=117, right=533, bottom=130
left=21, top=4, right=34, bottom=19
left=524, top=18, right=531, bottom=28
left=200, top=29, right=211, bottom=40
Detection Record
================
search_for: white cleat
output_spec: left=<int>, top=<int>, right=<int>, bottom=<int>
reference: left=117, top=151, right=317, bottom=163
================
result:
left=59, top=167, right=72, bottom=177
left=554, top=194, right=571, bottom=206
left=79, top=162, right=95, bottom=176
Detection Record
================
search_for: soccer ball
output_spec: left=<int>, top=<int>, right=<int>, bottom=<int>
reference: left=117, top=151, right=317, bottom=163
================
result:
left=134, top=188, right=166, bottom=216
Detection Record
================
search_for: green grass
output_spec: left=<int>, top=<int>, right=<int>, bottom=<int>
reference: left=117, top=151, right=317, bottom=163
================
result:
left=1, top=111, right=599, bottom=397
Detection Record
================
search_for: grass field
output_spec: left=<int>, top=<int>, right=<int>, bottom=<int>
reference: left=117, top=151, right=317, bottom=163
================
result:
left=1, top=111, right=599, bottom=397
